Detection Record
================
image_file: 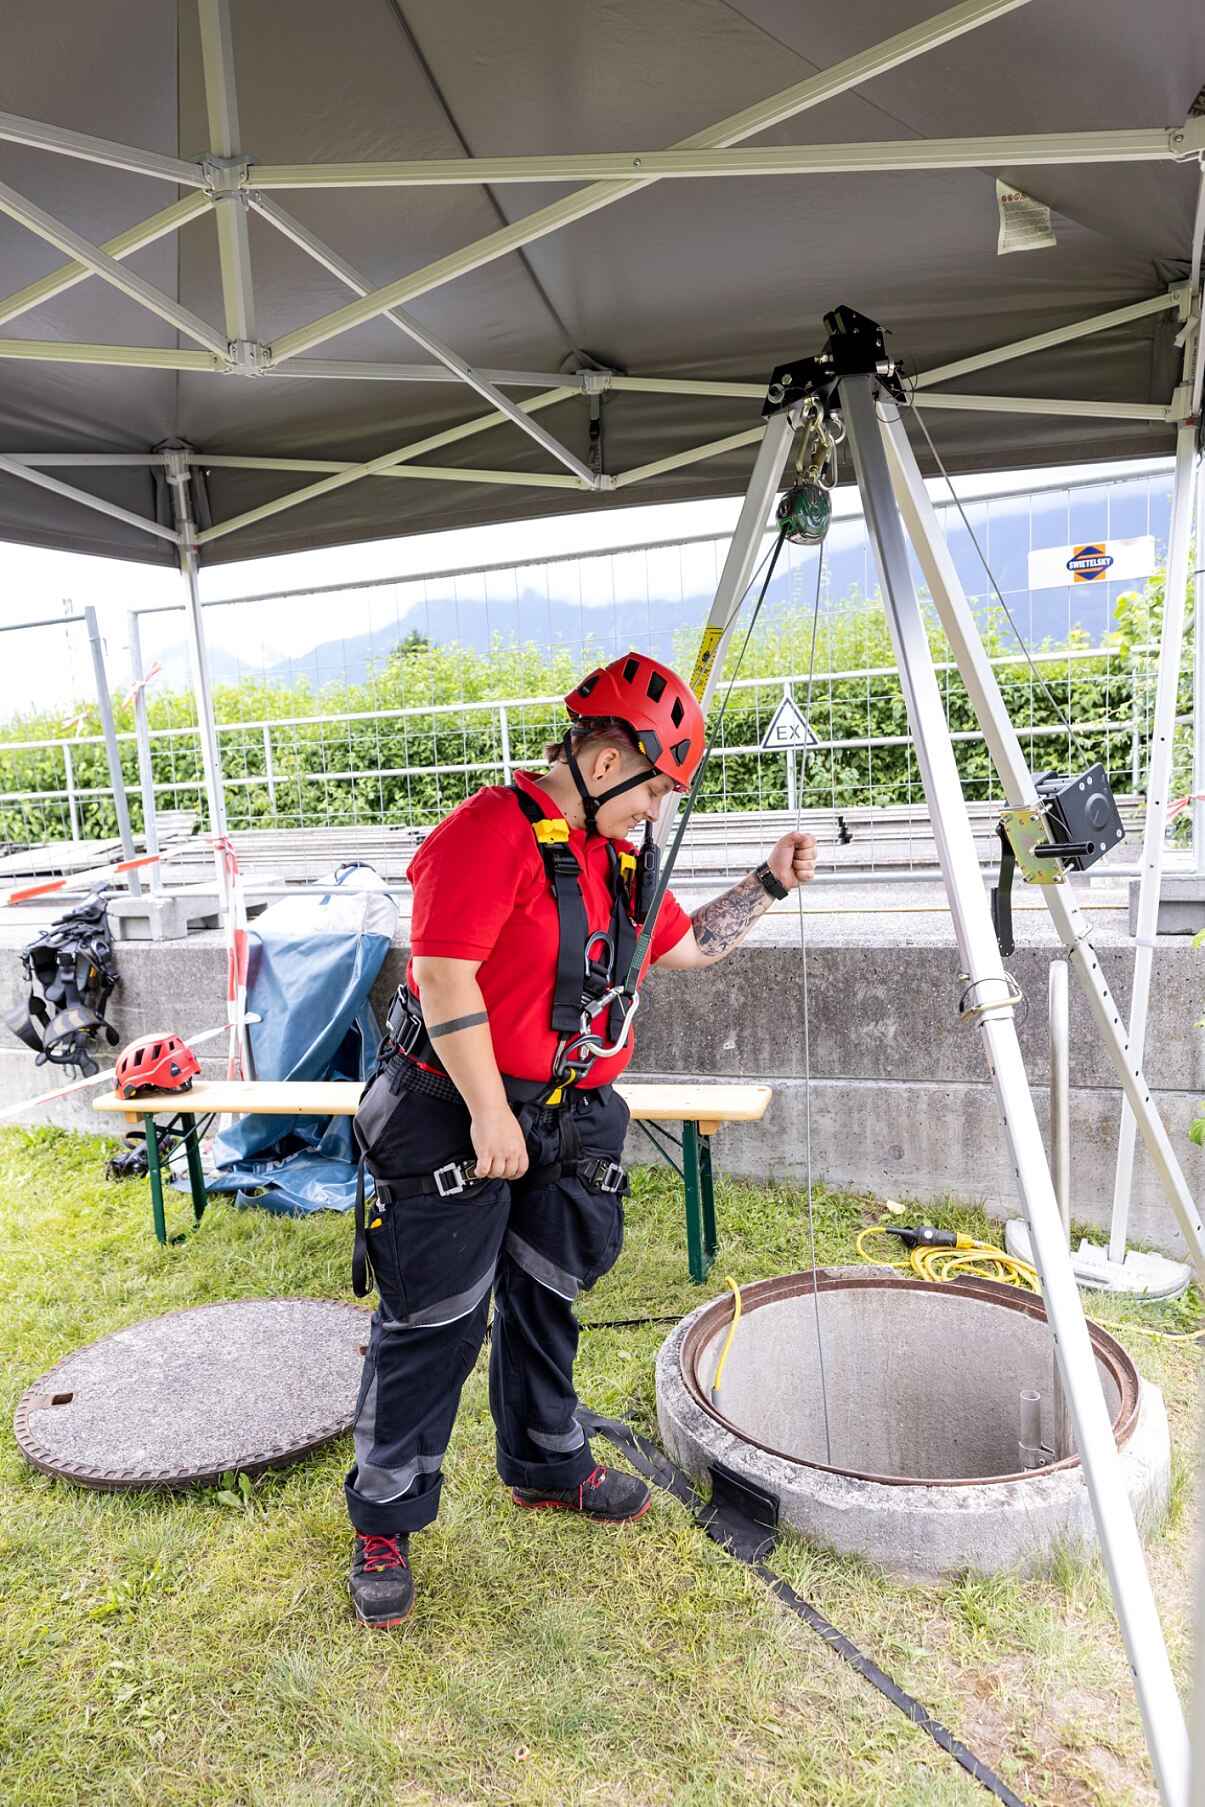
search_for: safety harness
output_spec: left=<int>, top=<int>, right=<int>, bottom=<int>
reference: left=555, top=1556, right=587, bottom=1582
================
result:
left=351, top=787, right=650, bottom=1296
left=3, top=888, right=120, bottom=1078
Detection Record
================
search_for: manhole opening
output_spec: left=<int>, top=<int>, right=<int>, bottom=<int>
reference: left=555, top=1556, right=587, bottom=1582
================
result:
left=683, top=1272, right=1139, bottom=1487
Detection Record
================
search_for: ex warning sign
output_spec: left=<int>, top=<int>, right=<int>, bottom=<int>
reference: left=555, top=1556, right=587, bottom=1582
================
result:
left=760, top=695, right=817, bottom=751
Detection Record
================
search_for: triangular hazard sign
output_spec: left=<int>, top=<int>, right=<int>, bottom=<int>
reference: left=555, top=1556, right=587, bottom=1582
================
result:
left=760, top=695, right=816, bottom=751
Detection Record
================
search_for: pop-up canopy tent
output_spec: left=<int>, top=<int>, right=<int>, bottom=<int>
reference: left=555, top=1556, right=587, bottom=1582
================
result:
left=1, top=0, right=1201, bottom=835
left=3, top=6, right=1205, bottom=1802
left=0, top=0, right=1201, bottom=568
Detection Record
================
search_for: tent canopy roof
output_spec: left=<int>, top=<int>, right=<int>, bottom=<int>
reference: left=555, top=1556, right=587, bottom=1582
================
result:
left=0, top=0, right=1201, bottom=567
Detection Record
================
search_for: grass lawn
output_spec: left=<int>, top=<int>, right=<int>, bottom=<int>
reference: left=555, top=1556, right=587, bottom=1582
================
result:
left=1, top=1124, right=1199, bottom=1807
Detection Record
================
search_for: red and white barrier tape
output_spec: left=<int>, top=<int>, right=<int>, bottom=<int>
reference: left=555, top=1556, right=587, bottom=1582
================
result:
left=126, top=659, right=163, bottom=710
left=210, top=836, right=252, bottom=1082
left=2, top=852, right=163, bottom=908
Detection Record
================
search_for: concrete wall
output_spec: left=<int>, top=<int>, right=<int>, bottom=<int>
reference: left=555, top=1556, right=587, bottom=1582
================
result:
left=3, top=910, right=1202, bottom=1258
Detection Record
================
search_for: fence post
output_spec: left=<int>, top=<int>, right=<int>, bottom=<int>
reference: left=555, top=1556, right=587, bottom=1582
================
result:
left=262, top=723, right=277, bottom=813
left=498, top=704, right=513, bottom=784
left=63, top=741, right=80, bottom=843
left=127, top=612, right=162, bottom=891
left=1194, top=475, right=1205, bottom=875
left=84, top=606, right=140, bottom=896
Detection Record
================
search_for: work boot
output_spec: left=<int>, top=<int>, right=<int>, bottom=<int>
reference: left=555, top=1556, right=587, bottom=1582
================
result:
left=349, top=1532, right=414, bottom=1628
left=512, top=1464, right=651, bottom=1522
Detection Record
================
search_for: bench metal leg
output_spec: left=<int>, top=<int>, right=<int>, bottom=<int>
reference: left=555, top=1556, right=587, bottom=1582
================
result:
left=183, top=1120, right=208, bottom=1225
left=682, top=1121, right=711, bottom=1285
left=144, top=1114, right=167, bottom=1247
left=699, top=1131, right=718, bottom=1266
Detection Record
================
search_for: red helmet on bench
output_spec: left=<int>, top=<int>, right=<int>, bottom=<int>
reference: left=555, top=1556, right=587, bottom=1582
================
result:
left=114, top=1032, right=201, bottom=1099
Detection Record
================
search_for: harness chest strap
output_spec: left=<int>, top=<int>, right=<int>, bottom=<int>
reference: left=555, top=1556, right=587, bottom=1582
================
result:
left=507, top=783, right=641, bottom=1051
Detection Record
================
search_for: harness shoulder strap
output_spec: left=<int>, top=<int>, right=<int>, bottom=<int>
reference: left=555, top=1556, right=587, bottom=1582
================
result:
left=508, top=784, right=593, bottom=1035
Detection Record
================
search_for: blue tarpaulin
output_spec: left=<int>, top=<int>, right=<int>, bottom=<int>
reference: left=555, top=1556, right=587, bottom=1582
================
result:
left=205, top=865, right=397, bottom=1214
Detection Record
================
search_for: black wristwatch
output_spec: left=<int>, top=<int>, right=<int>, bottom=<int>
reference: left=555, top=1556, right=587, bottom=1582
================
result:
left=754, top=861, right=788, bottom=901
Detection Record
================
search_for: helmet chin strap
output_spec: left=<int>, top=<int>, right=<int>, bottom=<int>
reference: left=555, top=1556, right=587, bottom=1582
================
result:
left=562, top=730, right=656, bottom=835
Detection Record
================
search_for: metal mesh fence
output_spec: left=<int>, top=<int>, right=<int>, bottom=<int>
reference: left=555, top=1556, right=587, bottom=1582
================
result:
left=0, top=463, right=1183, bottom=867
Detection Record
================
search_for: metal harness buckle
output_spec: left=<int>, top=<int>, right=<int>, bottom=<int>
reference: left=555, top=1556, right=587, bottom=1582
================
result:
left=584, top=1158, right=625, bottom=1193
left=433, top=1159, right=476, bottom=1198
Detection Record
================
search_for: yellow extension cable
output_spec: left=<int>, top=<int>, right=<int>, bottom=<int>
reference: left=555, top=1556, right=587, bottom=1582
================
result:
left=710, top=1276, right=742, bottom=1398
left=855, top=1223, right=1204, bottom=1344
left=855, top=1223, right=1040, bottom=1291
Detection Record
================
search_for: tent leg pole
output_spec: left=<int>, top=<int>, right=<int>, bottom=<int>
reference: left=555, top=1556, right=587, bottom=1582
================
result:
left=1108, top=424, right=1198, bottom=1260
left=84, top=605, right=140, bottom=895
left=882, top=410, right=1205, bottom=1282
left=844, top=370, right=1188, bottom=1807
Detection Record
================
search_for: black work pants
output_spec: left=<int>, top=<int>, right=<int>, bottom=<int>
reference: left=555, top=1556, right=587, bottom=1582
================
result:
left=345, top=1066, right=629, bottom=1536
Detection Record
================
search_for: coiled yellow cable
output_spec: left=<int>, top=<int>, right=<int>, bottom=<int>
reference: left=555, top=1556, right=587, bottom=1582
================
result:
left=855, top=1224, right=1040, bottom=1292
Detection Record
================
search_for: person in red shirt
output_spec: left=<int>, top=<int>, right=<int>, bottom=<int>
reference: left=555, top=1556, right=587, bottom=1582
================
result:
left=346, top=652, right=816, bottom=1628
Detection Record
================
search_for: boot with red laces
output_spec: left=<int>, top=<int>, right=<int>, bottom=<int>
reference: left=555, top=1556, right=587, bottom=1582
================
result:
left=512, top=1464, right=650, bottom=1522
left=349, top=1532, right=413, bottom=1628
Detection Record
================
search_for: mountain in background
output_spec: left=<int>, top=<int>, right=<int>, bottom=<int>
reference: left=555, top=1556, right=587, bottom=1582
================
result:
left=149, top=548, right=1120, bottom=697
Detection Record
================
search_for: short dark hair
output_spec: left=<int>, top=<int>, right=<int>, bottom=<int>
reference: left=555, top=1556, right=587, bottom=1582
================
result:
left=543, top=716, right=646, bottom=768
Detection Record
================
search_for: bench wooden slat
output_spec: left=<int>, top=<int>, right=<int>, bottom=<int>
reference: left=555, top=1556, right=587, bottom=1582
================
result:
left=93, top=1078, right=772, bottom=1126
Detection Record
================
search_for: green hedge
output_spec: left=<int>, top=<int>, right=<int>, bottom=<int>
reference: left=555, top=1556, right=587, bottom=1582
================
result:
left=0, top=575, right=1188, bottom=844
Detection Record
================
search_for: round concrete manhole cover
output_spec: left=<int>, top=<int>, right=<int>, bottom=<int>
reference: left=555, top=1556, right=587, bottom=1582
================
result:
left=14, top=1298, right=370, bottom=1490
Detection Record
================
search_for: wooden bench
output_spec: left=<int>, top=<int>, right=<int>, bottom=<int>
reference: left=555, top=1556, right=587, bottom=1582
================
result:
left=94, top=1079, right=772, bottom=1283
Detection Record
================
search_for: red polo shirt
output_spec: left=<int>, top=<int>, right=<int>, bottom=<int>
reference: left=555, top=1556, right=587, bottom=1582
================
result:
left=406, top=770, right=691, bottom=1086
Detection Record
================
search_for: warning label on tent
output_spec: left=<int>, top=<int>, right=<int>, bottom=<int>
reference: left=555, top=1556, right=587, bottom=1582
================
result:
left=1027, top=535, right=1155, bottom=589
left=760, top=695, right=817, bottom=751
left=996, top=180, right=1057, bottom=255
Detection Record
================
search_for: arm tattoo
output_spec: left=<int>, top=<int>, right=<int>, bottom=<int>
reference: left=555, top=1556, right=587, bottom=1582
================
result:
left=427, top=1010, right=489, bottom=1039
left=690, top=872, right=772, bottom=959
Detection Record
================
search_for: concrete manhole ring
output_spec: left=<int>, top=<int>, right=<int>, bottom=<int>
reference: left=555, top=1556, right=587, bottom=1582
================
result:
left=14, top=1297, right=371, bottom=1490
left=656, top=1268, right=1171, bottom=1577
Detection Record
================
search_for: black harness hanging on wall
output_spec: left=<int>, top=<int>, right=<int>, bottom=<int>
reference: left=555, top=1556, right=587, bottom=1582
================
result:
left=3, top=886, right=121, bottom=1077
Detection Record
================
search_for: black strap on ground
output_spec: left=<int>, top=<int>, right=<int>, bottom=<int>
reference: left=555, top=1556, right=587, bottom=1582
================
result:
left=577, top=1408, right=1030, bottom=1807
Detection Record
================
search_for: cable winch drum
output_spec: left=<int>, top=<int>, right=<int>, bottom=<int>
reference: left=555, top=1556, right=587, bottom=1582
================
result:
left=776, top=478, right=832, bottom=546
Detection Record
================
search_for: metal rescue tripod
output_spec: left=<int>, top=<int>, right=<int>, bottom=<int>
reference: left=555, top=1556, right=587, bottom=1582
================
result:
left=681, top=306, right=1204, bottom=1807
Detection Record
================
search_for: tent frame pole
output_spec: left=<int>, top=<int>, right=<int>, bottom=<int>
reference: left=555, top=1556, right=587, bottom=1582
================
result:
left=266, top=0, right=1036, bottom=365
left=247, top=192, right=599, bottom=486
left=161, top=452, right=228, bottom=842
left=0, top=178, right=228, bottom=358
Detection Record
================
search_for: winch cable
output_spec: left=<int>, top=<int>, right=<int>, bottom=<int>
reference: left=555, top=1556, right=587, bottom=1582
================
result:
left=907, top=400, right=1089, bottom=770
left=577, top=1407, right=1031, bottom=1807
left=795, top=532, right=833, bottom=1465
left=618, top=526, right=790, bottom=1003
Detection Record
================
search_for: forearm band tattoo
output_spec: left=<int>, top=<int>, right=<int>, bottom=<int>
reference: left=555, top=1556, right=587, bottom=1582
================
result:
left=427, top=1010, right=489, bottom=1039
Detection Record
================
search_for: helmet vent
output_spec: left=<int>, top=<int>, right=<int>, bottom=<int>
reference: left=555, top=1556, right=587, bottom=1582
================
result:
left=622, top=657, right=639, bottom=683
left=670, top=697, right=685, bottom=727
left=577, top=673, right=599, bottom=698
left=672, top=738, right=693, bottom=766
left=646, top=670, right=666, bottom=703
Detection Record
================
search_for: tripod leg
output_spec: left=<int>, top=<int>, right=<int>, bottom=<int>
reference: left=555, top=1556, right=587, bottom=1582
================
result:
left=845, top=373, right=1188, bottom=1807
left=881, top=407, right=1205, bottom=1286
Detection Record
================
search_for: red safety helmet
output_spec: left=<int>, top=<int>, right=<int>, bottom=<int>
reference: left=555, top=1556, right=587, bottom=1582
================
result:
left=114, top=1032, right=201, bottom=1099
left=565, top=653, right=706, bottom=792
